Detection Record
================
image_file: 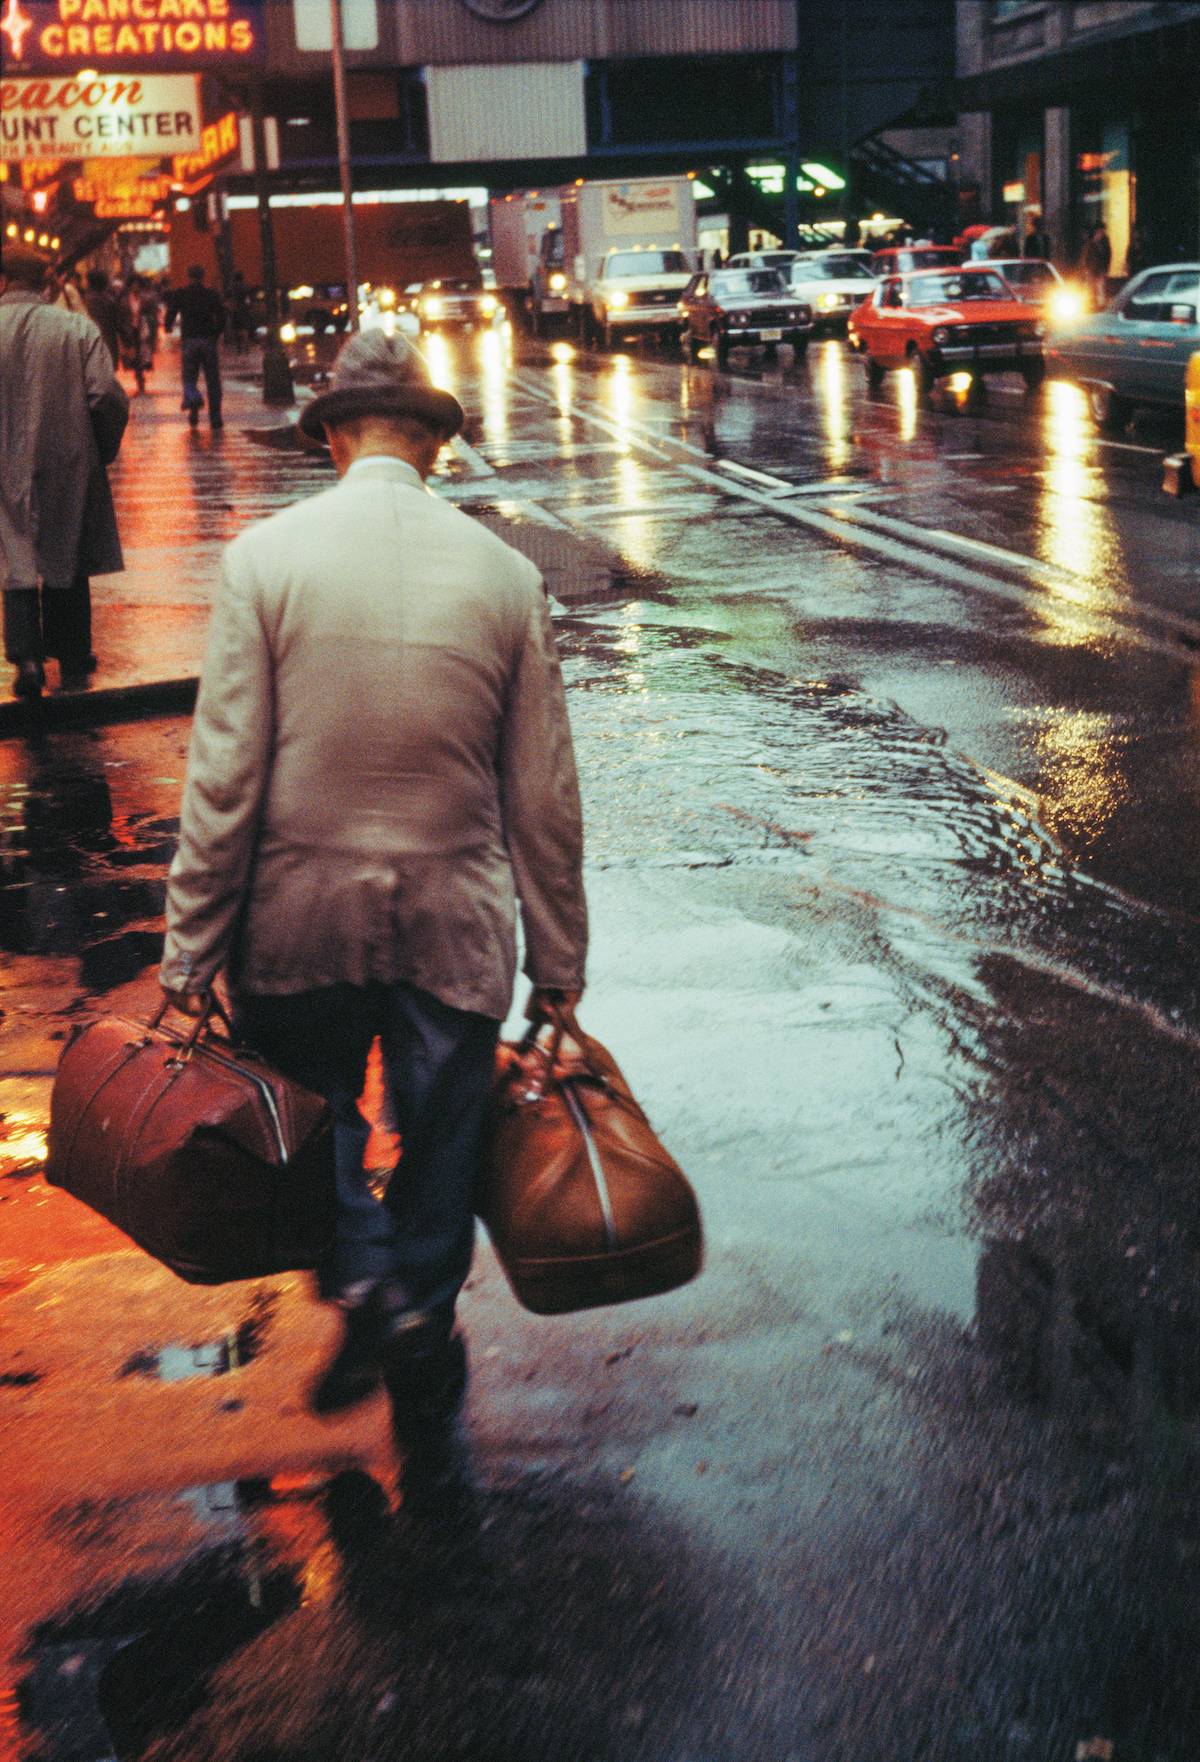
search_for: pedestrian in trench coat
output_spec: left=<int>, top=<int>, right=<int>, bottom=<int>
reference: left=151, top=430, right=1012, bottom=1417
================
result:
left=160, top=330, right=588, bottom=1472
left=0, top=250, right=128, bottom=699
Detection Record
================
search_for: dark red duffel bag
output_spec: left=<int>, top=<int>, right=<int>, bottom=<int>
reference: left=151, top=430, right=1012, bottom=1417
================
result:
left=45, top=999, right=335, bottom=1284
left=480, top=1005, right=702, bottom=1315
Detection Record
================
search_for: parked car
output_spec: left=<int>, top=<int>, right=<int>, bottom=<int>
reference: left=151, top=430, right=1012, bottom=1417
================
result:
left=985, top=259, right=1087, bottom=325
left=869, top=244, right=961, bottom=279
left=849, top=266, right=1046, bottom=393
left=786, top=251, right=877, bottom=332
left=413, top=278, right=502, bottom=334
left=725, top=250, right=801, bottom=275
left=1045, top=263, right=1200, bottom=430
left=679, top=267, right=813, bottom=365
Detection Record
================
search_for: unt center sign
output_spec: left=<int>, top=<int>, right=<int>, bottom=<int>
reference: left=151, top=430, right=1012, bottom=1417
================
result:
left=0, top=73, right=202, bottom=159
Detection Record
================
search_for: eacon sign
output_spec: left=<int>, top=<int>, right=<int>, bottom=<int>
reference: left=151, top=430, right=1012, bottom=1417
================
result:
left=0, top=0, right=263, bottom=71
left=1, top=74, right=203, bottom=159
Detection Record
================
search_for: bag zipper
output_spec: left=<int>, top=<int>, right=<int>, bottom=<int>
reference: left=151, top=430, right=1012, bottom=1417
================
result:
left=561, top=1082, right=618, bottom=1250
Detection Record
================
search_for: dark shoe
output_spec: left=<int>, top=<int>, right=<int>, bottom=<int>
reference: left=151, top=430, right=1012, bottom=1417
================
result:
left=187, top=407, right=200, bottom=428
left=12, top=659, right=45, bottom=699
left=210, top=417, right=225, bottom=430
left=308, top=1284, right=400, bottom=1416
left=58, top=669, right=91, bottom=694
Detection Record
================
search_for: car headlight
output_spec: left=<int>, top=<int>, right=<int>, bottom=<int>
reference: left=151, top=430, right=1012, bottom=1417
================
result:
left=478, top=293, right=498, bottom=316
left=787, top=309, right=801, bottom=322
left=377, top=287, right=396, bottom=308
left=422, top=296, right=444, bottom=319
left=818, top=292, right=841, bottom=311
left=548, top=271, right=567, bottom=292
left=932, top=326, right=950, bottom=345
left=608, top=288, right=629, bottom=309
left=279, top=322, right=297, bottom=344
left=1050, top=287, right=1084, bottom=324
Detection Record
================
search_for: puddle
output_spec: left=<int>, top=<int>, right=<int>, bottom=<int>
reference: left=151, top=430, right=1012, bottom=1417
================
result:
left=118, top=1293, right=276, bottom=1384
left=0, top=1114, right=48, bottom=1180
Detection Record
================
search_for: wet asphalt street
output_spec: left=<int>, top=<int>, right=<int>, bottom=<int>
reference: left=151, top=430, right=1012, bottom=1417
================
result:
left=2, top=328, right=1200, bottom=1762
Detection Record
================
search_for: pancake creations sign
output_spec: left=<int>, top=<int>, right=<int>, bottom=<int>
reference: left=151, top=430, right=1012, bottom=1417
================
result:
left=0, top=0, right=263, bottom=70
left=1, top=74, right=202, bottom=159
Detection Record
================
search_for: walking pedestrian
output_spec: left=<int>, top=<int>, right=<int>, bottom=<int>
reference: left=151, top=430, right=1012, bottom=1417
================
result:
left=164, top=265, right=227, bottom=429
left=1023, top=215, right=1052, bottom=260
left=159, top=330, right=588, bottom=1482
left=0, top=251, right=128, bottom=699
left=120, top=275, right=156, bottom=394
left=1084, top=223, right=1112, bottom=309
left=229, top=271, right=255, bottom=351
left=83, top=269, right=127, bottom=368
left=47, top=266, right=86, bottom=315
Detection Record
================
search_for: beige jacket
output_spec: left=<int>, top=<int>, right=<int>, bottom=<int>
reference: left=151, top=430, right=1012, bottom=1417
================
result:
left=161, top=455, right=587, bottom=1019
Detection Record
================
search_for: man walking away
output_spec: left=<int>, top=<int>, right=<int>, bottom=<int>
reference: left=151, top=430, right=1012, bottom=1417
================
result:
left=1, top=251, right=128, bottom=699
left=83, top=269, right=127, bottom=368
left=1084, top=223, right=1112, bottom=309
left=160, top=331, right=587, bottom=1491
left=165, top=265, right=227, bottom=429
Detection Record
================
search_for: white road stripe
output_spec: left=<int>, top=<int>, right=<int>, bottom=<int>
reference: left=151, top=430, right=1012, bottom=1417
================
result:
left=508, top=370, right=1196, bottom=666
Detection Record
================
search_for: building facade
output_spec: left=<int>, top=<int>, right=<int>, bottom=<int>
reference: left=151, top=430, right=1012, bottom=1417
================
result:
left=956, top=0, right=1200, bottom=270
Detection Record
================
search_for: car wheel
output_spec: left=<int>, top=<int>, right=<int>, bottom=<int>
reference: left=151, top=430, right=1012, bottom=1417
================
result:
left=601, top=314, right=614, bottom=351
left=1022, top=360, right=1046, bottom=391
left=865, top=356, right=885, bottom=390
left=763, top=341, right=778, bottom=360
left=687, top=330, right=702, bottom=362
left=908, top=344, right=935, bottom=396
left=1088, top=383, right=1131, bottom=432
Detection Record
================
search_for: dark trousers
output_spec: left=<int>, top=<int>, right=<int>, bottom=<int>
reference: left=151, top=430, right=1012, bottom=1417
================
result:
left=3, top=578, right=92, bottom=666
left=181, top=337, right=223, bottom=424
left=234, top=982, right=499, bottom=1316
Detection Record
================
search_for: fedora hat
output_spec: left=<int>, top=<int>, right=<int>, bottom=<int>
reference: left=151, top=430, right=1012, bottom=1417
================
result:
left=298, top=328, right=464, bottom=443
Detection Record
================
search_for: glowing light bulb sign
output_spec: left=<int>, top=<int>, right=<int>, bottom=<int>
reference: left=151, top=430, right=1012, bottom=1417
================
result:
left=0, top=0, right=262, bottom=70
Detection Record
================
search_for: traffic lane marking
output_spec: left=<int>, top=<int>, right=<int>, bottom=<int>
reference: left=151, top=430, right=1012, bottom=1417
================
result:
left=507, top=370, right=1197, bottom=668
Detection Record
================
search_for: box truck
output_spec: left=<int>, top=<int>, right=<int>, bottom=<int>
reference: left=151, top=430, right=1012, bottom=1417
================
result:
left=488, top=189, right=565, bottom=332
left=553, top=176, right=699, bottom=346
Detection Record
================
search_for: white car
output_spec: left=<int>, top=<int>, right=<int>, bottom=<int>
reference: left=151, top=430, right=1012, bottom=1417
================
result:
left=786, top=252, right=878, bottom=331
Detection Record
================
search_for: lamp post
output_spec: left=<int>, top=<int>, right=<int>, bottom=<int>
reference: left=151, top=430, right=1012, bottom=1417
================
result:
left=329, top=0, right=359, bottom=332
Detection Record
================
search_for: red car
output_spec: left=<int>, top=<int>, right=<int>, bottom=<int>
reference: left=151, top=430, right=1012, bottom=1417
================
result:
left=848, top=266, right=1047, bottom=393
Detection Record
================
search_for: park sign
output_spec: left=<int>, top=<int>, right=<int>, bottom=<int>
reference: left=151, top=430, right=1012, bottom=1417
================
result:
left=0, top=0, right=262, bottom=71
left=0, top=73, right=202, bottom=160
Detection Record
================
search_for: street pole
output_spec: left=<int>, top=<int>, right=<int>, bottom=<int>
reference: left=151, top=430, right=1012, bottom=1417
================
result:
left=329, top=0, right=360, bottom=332
left=250, top=78, right=294, bottom=405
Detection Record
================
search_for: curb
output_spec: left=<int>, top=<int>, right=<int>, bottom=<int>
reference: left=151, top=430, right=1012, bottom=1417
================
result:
left=0, top=675, right=198, bottom=739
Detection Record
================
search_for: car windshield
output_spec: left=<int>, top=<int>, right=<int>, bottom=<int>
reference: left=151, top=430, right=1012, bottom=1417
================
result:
left=908, top=271, right=1010, bottom=304
left=710, top=270, right=785, bottom=296
left=427, top=280, right=480, bottom=293
left=1000, top=262, right=1054, bottom=288
left=606, top=251, right=690, bottom=277
left=793, top=256, right=874, bottom=281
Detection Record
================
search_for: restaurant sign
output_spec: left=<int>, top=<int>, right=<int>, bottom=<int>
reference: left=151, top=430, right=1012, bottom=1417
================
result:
left=0, top=73, right=202, bottom=160
left=0, top=0, right=263, bottom=71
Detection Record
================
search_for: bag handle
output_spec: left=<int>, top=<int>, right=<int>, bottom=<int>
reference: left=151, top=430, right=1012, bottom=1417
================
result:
left=148, top=991, right=236, bottom=1058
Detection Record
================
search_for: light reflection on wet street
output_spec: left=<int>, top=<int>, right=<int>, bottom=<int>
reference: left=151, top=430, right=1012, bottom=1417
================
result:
left=2, top=328, right=1199, bottom=1760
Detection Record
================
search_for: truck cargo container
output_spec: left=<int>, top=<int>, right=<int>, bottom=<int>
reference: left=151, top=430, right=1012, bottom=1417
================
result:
left=553, top=176, right=699, bottom=346
left=488, top=189, right=565, bottom=332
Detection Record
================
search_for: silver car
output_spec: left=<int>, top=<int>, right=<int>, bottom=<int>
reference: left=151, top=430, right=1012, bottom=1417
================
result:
left=787, top=252, right=878, bottom=332
left=1046, top=263, right=1200, bottom=429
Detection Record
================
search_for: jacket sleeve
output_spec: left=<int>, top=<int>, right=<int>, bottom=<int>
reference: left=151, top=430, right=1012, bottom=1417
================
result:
left=498, top=583, right=588, bottom=991
left=160, top=549, right=274, bottom=992
left=82, top=326, right=129, bottom=465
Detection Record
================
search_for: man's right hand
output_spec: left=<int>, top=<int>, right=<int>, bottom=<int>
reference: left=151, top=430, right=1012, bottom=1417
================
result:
left=527, top=987, right=582, bottom=1023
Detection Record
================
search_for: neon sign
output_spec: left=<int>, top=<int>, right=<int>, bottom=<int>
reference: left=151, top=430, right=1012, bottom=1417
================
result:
left=0, top=0, right=262, bottom=69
